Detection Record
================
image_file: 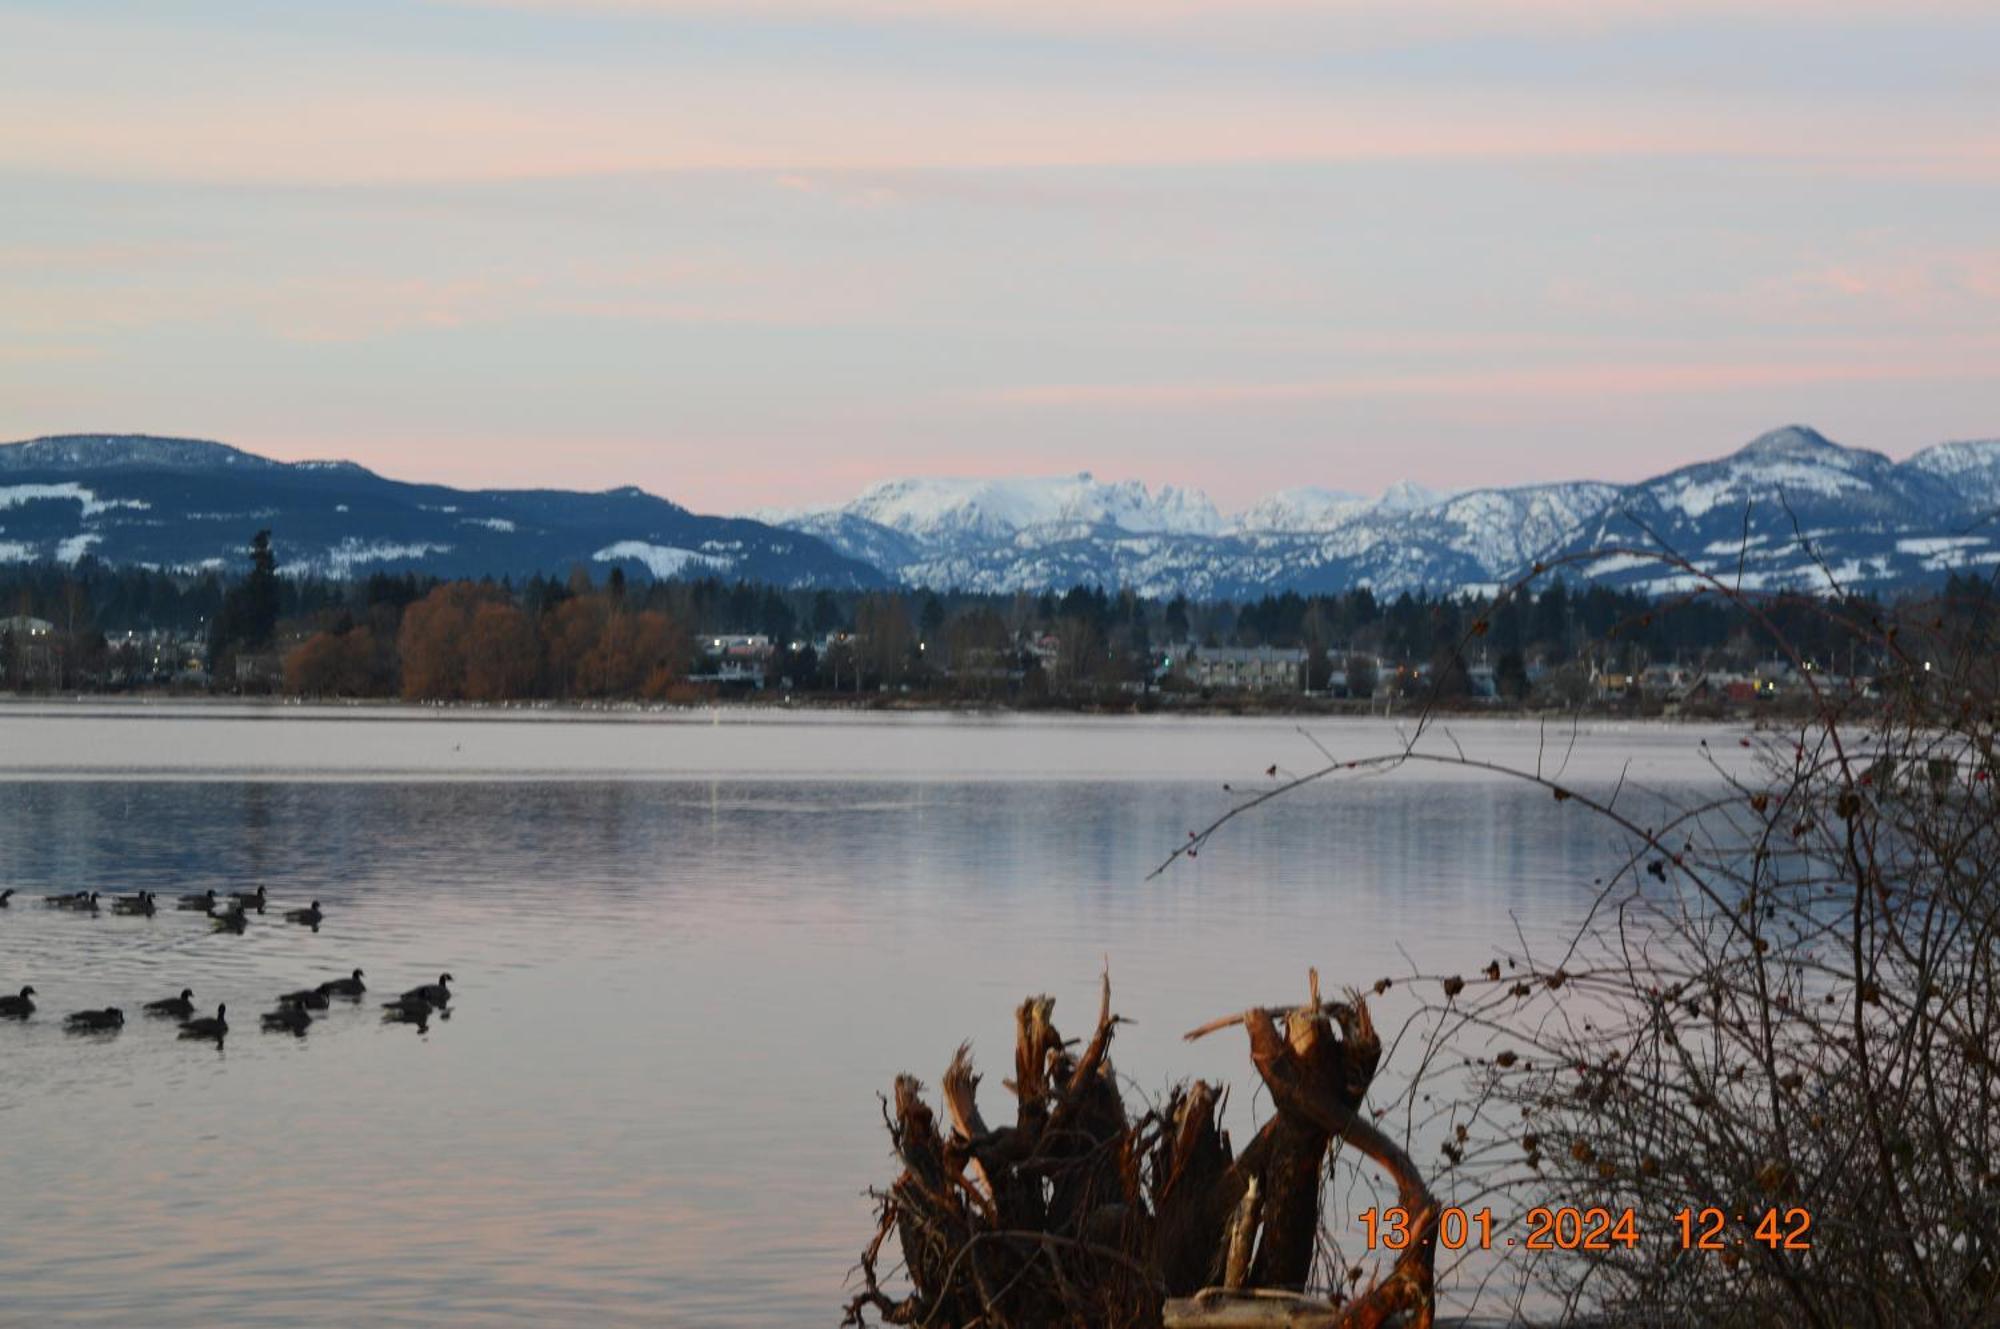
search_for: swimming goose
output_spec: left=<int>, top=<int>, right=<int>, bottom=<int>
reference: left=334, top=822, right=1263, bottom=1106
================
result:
left=284, top=901, right=323, bottom=929
left=176, top=889, right=218, bottom=912
left=179, top=1005, right=228, bottom=1041
left=65, top=1007, right=124, bottom=1032
left=228, top=886, right=268, bottom=914
left=317, top=969, right=366, bottom=999
left=0, top=986, right=35, bottom=1018
left=279, top=987, right=330, bottom=1011
left=0, top=888, right=13, bottom=907
left=399, top=974, right=454, bottom=1010
left=112, top=891, right=157, bottom=917
left=381, top=998, right=430, bottom=1033
left=45, top=891, right=97, bottom=910
left=144, top=989, right=196, bottom=1019
left=261, top=1002, right=311, bottom=1034
left=210, top=904, right=250, bottom=934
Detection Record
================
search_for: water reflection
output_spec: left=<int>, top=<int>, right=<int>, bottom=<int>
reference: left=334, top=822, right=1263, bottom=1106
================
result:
left=0, top=769, right=1686, bottom=1325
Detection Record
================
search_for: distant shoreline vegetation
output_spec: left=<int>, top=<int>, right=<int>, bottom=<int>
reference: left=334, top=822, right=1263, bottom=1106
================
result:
left=0, top=531, right=1991, bottom=716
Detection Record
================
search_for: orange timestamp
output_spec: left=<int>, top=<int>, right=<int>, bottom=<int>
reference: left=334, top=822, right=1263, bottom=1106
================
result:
left=1359, top=1205, right=1812, bottom=1252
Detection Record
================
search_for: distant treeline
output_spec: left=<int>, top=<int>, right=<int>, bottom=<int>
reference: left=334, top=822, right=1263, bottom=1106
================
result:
left=1, top=536, right=1993, bottom=701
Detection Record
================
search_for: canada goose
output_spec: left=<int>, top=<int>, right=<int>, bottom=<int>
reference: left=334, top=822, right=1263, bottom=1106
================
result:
left=399, top=974, right=454, bottom=1010
left=65, top=1007, right=124, bottom=1033
left=284, top=901, right=323, bottom=929
left=279, top=987, right=330, bottom=1011
left=261, top=1003, right=311, bottom=1035
left=210, top=904, right=249, bottom=934
left=176, top=889, right=217, bottom=911
left=45, top=891, right=97, bottom=911
left=0, top=986, right=35, bottom=1018
left=0, top=888, right=13, bottom=907
left=112, top=891, right=156, bottom=917
left=144, top=989, right=196, bottom=1019
left=179, top=1005, right=228, bottom=1041
left=228, top=886, right=267, bottom=914
left=317, top=969, right=365, bottom=999
left=381, top=999, right=429, bottom=1033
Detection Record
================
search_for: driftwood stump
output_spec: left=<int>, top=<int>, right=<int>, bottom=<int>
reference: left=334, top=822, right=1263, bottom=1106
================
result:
left=845, top=971, right=1440, bottom=1329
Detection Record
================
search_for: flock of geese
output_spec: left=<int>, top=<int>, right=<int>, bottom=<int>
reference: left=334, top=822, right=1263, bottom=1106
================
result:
left=0, top=885, right=457, bottom=1040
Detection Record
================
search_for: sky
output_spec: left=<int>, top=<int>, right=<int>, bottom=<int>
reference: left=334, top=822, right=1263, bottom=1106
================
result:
left=2, top=1, right=1997, bottom=515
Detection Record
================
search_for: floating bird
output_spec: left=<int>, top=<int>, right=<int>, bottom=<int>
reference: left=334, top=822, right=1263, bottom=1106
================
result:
left=45, top=891, right=98, bottom=911
left=0, top=986, right=35, bottom=1018
left=176, top=889, right=218, bottom=912
left=65, top=1007, right=124, bottom=1033
left=284, top=901, right=323, bottom=930
left=381, top=998, right=430, bottom=1033
left=398, top=974, right=454, bottom=1011
left=144, top=988, right=196, bottom=1019
left=279, top=987, right=330, bottom=1011
left=210, top=904, right=250, bottom=934
left=317, top=969, right=366, bottom=999
left=112, top=891, right=157, bottom=917
left=228, top=886, right=268, bottom=914
left=0, top=888, right=13, bottom=907
left=261, top=1002, right=311, bottom=1035
left=179, top=1005, right=228, bottom=1042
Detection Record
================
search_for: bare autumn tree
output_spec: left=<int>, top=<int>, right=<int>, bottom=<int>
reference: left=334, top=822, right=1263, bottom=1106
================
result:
left=850, top=549, right=2000, bottom=1329
left=1141, top=551, right=2000, bottom=1328
left=856, top=593, right=913, bottom=687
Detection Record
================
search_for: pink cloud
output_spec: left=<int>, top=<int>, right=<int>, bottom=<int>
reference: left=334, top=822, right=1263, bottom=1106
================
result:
left=979, top=354, right=2000, bottom=409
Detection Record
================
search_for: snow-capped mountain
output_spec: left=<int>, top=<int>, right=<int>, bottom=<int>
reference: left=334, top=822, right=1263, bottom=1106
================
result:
left=770, top=427, right=2000, bottom=598
left=1547, top=426, right=2000, bottom=594
left=1903, top=438, right=2000, bottom=511
left=0, top=434, right=883, bottom=588
left=760, top=472, right=1224, bottom=545
left=4, top=427, right=1995, bottom=599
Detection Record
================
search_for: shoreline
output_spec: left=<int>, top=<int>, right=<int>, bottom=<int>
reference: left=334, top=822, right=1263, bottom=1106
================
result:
left=0, top=688, right=1779, bottom=727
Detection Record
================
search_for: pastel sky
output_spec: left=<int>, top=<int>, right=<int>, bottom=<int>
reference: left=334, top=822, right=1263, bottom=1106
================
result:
left=2, top=1, right=1997, bottom=513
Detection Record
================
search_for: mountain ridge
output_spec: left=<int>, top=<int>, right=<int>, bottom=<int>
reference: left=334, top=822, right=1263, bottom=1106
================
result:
left=769, top=425, right=2000, bottom=597
left=3, top=427, right=1996, bottom=598
left=0, top=433, right=883, bottom=588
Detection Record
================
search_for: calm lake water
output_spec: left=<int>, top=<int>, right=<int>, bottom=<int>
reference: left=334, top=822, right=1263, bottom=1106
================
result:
left=0, top=703, right=1747, bottom=1326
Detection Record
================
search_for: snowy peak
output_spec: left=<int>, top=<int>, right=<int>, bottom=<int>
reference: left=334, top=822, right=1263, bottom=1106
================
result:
left=1735, top=424, right=1843, bottom=460
left=836, top=472, right=1225, bottom=542
left=1904, top=438, right=2000, bottom=510
left=769, top=424, right=2000, bottom=599
left=1231, top=486, right=1371, bottom=533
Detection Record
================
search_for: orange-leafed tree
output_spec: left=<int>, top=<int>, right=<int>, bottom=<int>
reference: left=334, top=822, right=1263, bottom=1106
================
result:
left=398, top=582, right=505, bottom=700
left=463, top=601, right=540, bottom=700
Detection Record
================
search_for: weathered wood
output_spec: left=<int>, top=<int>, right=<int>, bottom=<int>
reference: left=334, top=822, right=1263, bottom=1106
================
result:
left=849, top=974, right=1436, bottom=1329
left=1165, top=1288, right=1347, bottom=1327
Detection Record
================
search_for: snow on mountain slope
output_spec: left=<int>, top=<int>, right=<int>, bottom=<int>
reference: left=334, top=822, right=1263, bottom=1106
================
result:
left=831, top=472, right=1224, bottom=543
left=1545, top=426, right=1999, bottom=595
left=1904, top=438, right=2000, bottom=512
left=0, top=434, right=884, bottom=588
left=775, top=426, right=1997, bottom=598
left=1231, top=486, right=1373, bottom=533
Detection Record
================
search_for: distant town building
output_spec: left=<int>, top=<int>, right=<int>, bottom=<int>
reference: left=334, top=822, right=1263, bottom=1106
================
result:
left=1172, top=644, right=1308, bottom=693
left=691, top=634, right=775, bottom=687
